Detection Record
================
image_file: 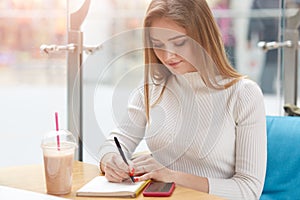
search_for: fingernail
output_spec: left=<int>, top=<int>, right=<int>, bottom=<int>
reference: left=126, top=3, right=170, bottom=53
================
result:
left=134, top=177, right=139, bottom=182
left=129, top=168, right=135, bottom=176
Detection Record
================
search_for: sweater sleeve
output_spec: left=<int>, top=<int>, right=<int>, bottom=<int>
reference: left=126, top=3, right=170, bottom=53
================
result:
left=98, top=87, right=147, bottom=161
left=208, top=81, right=267, bottom=200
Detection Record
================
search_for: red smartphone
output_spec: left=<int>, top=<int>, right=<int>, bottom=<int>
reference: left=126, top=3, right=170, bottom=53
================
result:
left=142, top=181, right=175, bottom=197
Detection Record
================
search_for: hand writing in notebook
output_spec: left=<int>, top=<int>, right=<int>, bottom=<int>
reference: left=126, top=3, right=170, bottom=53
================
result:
left=114, top=137, right=135, bottom=183
left=100, top=151, right=135, bottom=183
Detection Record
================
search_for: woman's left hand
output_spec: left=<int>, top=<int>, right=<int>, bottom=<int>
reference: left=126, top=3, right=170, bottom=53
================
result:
left=132, top=154, right=175, bottom=182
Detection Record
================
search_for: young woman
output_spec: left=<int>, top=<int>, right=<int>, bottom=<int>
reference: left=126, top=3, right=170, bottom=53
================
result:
left=98, top=0, right=267, bottom=199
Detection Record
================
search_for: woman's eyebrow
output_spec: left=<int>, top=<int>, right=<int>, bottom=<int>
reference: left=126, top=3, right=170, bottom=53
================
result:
left=167, top=35, right=186, bottom=41
left=150, top=34, right=186, bottom=41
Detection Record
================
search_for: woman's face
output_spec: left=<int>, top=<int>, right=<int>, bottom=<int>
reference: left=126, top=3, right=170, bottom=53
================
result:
left=149, top=18, right=197, bottom=75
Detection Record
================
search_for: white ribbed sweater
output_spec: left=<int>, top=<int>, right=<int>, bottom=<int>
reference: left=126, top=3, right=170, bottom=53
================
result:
left=99, top=72, right=267, bottom=200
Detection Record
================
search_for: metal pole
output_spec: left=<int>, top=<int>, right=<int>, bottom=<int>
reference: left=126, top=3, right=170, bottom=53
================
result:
left=67, top=0, right=91, bottom=161
left=283, top=10, right=300, bottom=106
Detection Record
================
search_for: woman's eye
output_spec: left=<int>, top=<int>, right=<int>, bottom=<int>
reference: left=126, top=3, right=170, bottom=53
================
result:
left=152, top=43, right=164, bottom=48
left=174, top=39, right=187, bottom=47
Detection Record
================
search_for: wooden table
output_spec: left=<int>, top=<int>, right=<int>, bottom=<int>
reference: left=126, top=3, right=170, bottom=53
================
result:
left=0, top=161, right=224, bottom=200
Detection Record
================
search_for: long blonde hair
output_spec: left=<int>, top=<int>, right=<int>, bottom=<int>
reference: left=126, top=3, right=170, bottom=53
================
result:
left=143, top=0, right=243, bottom=121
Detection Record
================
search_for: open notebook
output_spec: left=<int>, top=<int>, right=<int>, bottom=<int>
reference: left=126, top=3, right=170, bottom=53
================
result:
left=76, top=176, right=150, bottom=198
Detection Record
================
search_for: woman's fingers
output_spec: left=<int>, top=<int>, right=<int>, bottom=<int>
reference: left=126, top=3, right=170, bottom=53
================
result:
left=102, top=153, right=135, bottom=182
left=133, top=156, right=165, bottom=175
left=134, top=165, right=149, bottom=175
left=135, top=172, right=154, bottom=182
left=132, top=154, right=152, bottom=163
left=112, top=154, right=130, bottom=172
left=104, top=165, right=126, bottom=182
left=135, top=167, right=175, bottom=183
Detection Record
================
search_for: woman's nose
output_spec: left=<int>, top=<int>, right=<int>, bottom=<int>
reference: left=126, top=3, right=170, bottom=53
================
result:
left=164, top=49, right=176, bottom=60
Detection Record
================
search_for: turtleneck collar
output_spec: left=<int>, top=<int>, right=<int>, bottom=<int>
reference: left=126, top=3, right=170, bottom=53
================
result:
left=173, top=71, right=206, bottom=90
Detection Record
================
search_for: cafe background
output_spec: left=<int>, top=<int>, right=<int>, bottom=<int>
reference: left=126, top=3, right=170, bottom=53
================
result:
left=0, top=0, right=299, bottom=167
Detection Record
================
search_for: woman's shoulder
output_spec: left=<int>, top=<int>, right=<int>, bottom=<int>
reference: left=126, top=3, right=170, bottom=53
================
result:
left=233, top=77, right=264, bottom=100
left=237, top=78, right=261, bottom=90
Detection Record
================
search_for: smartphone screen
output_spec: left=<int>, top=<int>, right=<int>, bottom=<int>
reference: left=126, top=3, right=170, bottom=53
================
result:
left=143, top=181, right=175, bottom=197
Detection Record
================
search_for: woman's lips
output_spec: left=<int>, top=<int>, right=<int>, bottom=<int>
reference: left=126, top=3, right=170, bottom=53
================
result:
left=167, top=61, right=181, bottom=68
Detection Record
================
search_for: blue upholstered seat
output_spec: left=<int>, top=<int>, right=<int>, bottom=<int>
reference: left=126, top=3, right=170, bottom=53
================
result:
left=260, top=116, right=300, bottom=200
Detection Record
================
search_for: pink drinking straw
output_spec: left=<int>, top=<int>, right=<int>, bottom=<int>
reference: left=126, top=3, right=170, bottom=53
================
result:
left=55, top=112, right=60, bottom=151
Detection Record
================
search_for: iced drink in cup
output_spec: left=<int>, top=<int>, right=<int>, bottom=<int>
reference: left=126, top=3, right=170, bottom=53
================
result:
left=41, top=130, right=77, bottom=195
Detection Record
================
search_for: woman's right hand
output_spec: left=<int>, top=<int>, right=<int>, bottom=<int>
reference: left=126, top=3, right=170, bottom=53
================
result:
left=100, top=152, right=134, bottom=183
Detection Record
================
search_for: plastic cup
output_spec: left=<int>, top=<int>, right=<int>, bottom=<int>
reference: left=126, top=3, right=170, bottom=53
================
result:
left=41, top=130, right=77, bottom=195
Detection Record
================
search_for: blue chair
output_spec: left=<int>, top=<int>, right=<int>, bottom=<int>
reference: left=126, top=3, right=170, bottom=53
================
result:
left=261, top=116, right=300, bottom=200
